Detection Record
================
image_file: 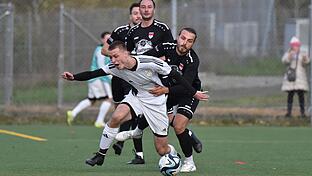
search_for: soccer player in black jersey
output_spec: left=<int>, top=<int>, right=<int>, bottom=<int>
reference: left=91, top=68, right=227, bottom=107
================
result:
left=104, top=2, right=141, bottom=105
left=126, top=0, right=173, bottom=55
left=116, top=27, right=204, bottom=172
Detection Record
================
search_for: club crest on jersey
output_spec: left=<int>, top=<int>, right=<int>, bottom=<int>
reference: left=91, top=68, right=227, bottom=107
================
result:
left=148, top=32, right=154, bottom=39
left=179, top=63, right=184, bottom=70
left=144, top=70, right=153, bottom=78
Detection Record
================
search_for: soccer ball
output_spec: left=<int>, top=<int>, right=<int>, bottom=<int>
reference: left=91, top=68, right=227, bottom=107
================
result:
left=159, top=153, right=181, bottom=176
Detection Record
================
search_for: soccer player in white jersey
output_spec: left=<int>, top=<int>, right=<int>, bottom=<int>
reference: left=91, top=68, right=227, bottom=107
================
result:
left=66, top=32, right=112, bottom=128
left=61, top=41, right=208, bottom=167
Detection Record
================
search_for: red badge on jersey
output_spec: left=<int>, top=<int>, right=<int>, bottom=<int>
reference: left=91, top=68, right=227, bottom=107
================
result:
left=179, top=63, right=184, bottom=70
left=148, top=32, right=154, bottom=39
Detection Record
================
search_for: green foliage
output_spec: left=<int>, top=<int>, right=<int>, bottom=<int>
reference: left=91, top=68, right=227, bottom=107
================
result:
left=206, top=93, right=285, bottom=107
left=214, top=57, right=285, bottom=76
left=12, top=84, right=87, bottom=105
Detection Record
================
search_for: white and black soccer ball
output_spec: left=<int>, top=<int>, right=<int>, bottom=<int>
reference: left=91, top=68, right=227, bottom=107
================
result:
left=159, top=153, right=181, bottom=176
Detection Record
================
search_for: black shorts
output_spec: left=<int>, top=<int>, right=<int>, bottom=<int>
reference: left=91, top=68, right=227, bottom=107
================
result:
left=166, top=95, right=199, bottom=119
left=111, top=76, right=132, bottom=103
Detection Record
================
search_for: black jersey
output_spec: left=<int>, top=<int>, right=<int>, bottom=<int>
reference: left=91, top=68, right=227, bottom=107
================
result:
left=126, top=19, right=173, bottom=55
left=144, top=41, right=201, bottom=96
left=107, top=24, right=133, bottom=102
left=107, top=24, right=131, bottom=44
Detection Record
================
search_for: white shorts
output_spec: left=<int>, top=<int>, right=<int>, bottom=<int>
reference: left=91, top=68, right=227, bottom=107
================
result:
left=88, top=79, right=112, bottom=100
left=122, top=91, right=169, bottom=136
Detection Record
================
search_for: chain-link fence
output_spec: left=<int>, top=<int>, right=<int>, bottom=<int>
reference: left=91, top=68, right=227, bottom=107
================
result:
left=0, top=0, right=311, bottom=116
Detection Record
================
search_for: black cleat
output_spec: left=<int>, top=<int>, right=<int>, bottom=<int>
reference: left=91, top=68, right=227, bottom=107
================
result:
left=112, top=142, right=123, bottom=155
left=190, top=130, right=203, bottom=153
left=85, top=152, right=105, bottom=166
left=127, top=150, right=145, bottom=164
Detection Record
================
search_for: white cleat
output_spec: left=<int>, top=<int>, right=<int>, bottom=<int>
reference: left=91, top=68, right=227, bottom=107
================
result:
left=180, top=160, right=197, bottom=172
left=115, top=129, right=142, bottom=141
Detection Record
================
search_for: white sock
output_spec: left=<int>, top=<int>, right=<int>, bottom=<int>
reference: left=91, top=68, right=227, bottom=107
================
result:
left=95, top=101, right=111, bottom=123
left=72, top=99, right=91, bottom=118
left=168, top=144, right=177, bottom=155
left=136, top=152, right=144, bottom=159
left=184, top=155, right=194, bottom=163
left=99, top=124, right=119, bottom=149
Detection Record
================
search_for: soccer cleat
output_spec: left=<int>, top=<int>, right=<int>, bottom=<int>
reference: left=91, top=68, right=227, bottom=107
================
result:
left=94, top=121, right=105, bottom=128
left=112, top=142, right=123, bottom=155
left=115, top=129, right=143, bottom=141
left=127, top=150, right=145, bottom=164
left=189, top=130, right=202, bottom=153
left=180, top=160, right=197, bottom=172
left=85, top=152, right=105, bottom=166
left=66, top=110, right=74, bottom=126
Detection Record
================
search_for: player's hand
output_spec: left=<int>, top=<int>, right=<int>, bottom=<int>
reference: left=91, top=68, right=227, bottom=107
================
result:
left=193, top=91, right=209, bottom=101
left=149, top=85, right=169, bottom=96
left=61, top=72, right=74, bottom=80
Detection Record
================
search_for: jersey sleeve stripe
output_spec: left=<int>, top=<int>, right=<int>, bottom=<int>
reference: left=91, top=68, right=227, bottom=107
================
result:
left=138, top=58, right=164, bottom=67
left=154, top=20, right=170, bottom=30
left=162, top=42, right=176, bottom=46
left=187, top=51, right=194, bottom=63
left=139, top=58, right=163, bottom=65
left=113, top=25, right=129, bottom=32
left=108, top=63, right=115, bottom=69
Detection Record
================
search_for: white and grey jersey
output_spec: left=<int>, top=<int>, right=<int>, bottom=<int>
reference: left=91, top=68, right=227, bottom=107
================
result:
left=101, top=55, right=171, bottom=105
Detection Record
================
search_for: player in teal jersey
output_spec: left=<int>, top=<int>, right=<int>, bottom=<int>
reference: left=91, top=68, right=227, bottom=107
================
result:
left=66, top=32, right=113, bottom=128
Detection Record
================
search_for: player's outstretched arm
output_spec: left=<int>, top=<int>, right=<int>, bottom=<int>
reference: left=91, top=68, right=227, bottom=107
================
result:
left=61, top=69, right=108, bottom=81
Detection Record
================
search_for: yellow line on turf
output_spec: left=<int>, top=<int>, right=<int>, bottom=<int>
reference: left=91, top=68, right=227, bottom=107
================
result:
left=0, top=129, right=47, bottom=142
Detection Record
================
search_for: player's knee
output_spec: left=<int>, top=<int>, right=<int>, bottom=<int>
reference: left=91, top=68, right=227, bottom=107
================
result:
left=110, top=114, right=124, bottom=126
left=174, top=125, right=186, bottom=134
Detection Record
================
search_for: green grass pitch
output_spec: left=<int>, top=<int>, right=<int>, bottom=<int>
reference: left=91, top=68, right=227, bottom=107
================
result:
left=0, top=125, right=312, bottom=176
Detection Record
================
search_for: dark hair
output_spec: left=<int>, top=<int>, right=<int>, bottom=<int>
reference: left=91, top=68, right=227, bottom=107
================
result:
left=139, top=0, right=155, bottom=8
left=101, top=31, right=111, bottom=39
left=129, top=2, right=140, bottom=14
left=179, top=27, right=197, bottom=42
left=108, top=41, right=127, bottom=51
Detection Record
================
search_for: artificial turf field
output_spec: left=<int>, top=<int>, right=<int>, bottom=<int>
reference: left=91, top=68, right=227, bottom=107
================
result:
left=0, top=125, right=311, bottom=176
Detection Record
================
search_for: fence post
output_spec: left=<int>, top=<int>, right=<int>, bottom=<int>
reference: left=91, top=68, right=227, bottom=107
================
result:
left=4, top=2, right=14, bottom=106
left=70, top=9, right=76, bottom=72
left=57, top=3, right=65, bottom=108
left=171, top=0, right=177, bottom=38
left=309, top=1, right=312, bottom=127
left=27, top=8, right=33, bottom=73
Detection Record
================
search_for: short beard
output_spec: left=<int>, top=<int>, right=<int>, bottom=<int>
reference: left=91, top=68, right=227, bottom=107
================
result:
left=142, top=15, right=153, bottom=21
left=177, top=46, right=188, bottom=55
